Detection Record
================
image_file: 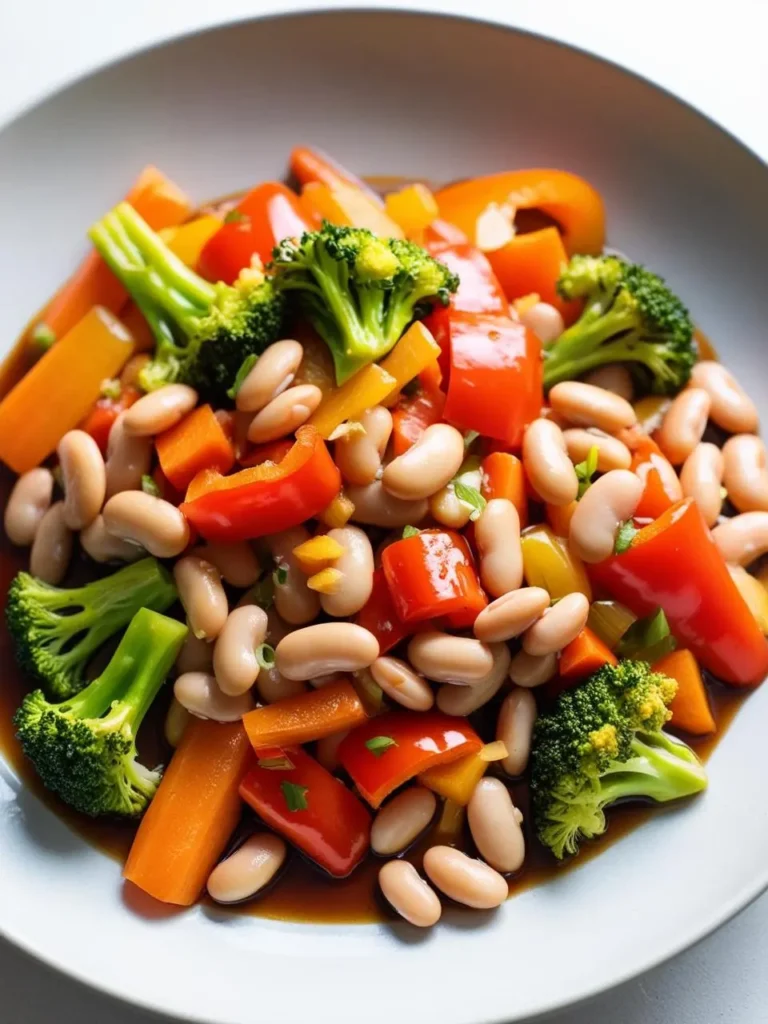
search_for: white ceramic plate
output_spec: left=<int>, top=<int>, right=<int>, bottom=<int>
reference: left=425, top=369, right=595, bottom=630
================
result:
left=2, top=10, right=768, bottom=1023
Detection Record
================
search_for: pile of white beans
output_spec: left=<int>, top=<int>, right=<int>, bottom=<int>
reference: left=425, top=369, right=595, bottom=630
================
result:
left=4, top=304, right=767, bottom=927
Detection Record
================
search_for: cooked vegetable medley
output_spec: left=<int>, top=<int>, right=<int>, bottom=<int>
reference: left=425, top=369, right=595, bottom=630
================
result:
left=1, top=147, right=766, bottom=928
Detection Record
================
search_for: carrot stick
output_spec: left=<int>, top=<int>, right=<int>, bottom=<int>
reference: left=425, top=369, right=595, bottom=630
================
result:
left=0, top=307, right=133, bottom=474
left=654, top=649, right=716, bottom=736
left=155, top=404, right=235, bottom=492
left=559, top=627, right=618, bottom=683
left=123, top=719, right=252, bottom=906
left=242, top=679, right=368, bottom=750
left=30, top=166, right=191, bottom=347
left=481, top=452, right=528, bottom=528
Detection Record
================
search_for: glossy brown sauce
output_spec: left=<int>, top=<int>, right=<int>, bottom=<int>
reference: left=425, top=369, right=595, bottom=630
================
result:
left=0, top=185, right=735, bottom=924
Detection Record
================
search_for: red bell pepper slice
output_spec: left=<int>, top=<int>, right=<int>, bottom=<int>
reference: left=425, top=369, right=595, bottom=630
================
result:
left=423, top=219, right=470, bottom=247
left=628, top=435, right=679, bottom=520
left=238, top=438, right=294, bottom=468
left=79, top=386, right=139, bottom=455
left=391, top=373, right=446, bottom=456
left=199, top=182, right=311, bottom=285
left=590, top=499, right=768, bottom=687
left=442, top=312, right=543, bottom=448
left=338, top=711, right=483, bottom=808
left=427, top=241, right=509, bottom=315
left=354, top=568, right=417, bottom=654
left=239, top=746, right=371, bottom=877
left=381, top=529, right=487, bottom=627
left=180, top=425, right=340, bottom=542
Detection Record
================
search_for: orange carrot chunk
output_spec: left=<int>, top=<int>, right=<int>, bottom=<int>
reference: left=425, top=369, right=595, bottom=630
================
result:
left=242, top=679, right=368, bottom=751
left=559, top=627, right=618, bottom=683
left=155, top=404, right=235, bottom=492
left=654, top=649, right=716, bottom=736
left=123, top=719, right=252, bottom=906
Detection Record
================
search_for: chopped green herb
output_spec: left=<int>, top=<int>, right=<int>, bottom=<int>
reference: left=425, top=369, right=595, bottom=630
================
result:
left=454, top=481, right=487, bottom=521
left=258, top=751, right=295, bottom=770
left=255, top=643, right=276, bottom=669
left=227, top=353, right=258, bottom=400
left=100, top=378, right=122, bottom=401
left=273, top=564, right=289, bottom=587
left=31, top=323, right=56, bottom=351
left=614, top=519, right=639, bottom=555
left=574, top=444, right=600, bottom=499
left=247, top=575, right=274, bottom=610
left=280, top=780, right=309, bottom=811
left=617, top=607, right=676, bottom=662
left=224, top=209, right=250, bottom=225
left=463, top=429, right=481, bottom=450
left=141, top=475, right=161, bottom=497
left=402, top=525, right=420, bottom=539
left=365, top=735, right=398, bottom=757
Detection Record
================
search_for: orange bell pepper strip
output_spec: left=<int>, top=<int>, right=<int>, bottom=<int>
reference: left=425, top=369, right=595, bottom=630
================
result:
left=558, top=627, right=618, bottom=683
left=299, top=181, right=405, bottom=239
left=485, top=226, right=581, bottom=324
left=381, top=529, right=488, bottom=627
left=590, top=499, right=768, bottom=686
left=123, top=719, right=253, bottom=906
left=180, top=425, right=341, bottom=542
left=355, top=568, right=419, bottom=654
left=338, top=711, right=483, bottom=808
left=289, top=145, right=382, bottom=202
left=307, top=363, right=397, bottom=439
left=481, top=452, right=528, bottom=528
left=624, top=432, right=679, bottom=521
left=199, top=182, right=311, bottom=285
left=156, top=404, right=235, bottom=492
left=79, top=384, right=140, bottom=455
left=419, top=749, right=488, bottom=805
left=435, top=168, right=606, bottom=256
left=0, top=307, right=134, bottom=474
left=654, top=649, right=716, bottom=736
left=242, top=679, right=368, bottom=750
left=30, top=166, right=191, bottom=347
left=239, top=745, right=371, bottom=877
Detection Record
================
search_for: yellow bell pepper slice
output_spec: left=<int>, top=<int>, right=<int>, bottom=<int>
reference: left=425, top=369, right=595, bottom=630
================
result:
left=299, top=181, right=405, bottom=239
left=160, top=215, right=222, bottom=268
left=379, top=322, right=442, bottom=408
left=419, top=750, right=488, bottom=806
left=319, top=492, right=355, bottom=528
left=308, top=363, right=397, bottom=439
left=307, top=568, right=344, bottom=594
left=521, top=523, right=592, bottom=601
left=292, top=535, right=345, bottom=574
left=384, top=183, right=439, bottom=240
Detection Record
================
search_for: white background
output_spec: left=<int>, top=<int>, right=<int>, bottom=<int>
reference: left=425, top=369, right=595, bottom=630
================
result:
left=1, top=1, right=767, bottom=1021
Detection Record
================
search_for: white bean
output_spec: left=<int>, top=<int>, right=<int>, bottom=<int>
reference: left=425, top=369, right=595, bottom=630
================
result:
left=522, top=592, right=590, bottom=655
left=680, top=442, right=724, bottom=526
left=379, top=860, right=442, bottom=928
left=334, top=406, right=393, bottom=486
left=569, top=470, right=644, bottom=563
left=423, top=846, right=508, bottom=910
left=582, top=365, right=634, bottom=402
left=246, top=385, right=322, bottom=444
left=497, top=688, right=537, bottom=775
left=473, top=587, right=551, bottom=643
left=346, top=480, right=428, bottom=528
left=275, top=623, right=379, bottom=680
left=122, top=384, right=197, bottom=436
left=254, top=608, right=307, bottom=703
left=58, top=429, right=106, bottom=530
left=190, top=542, right=261, bottom=588
left=468, top=778, right=525, bottom=874
left=236, top=340, right=304, bottom=413
left=549, top=381, right=636, bottom=433
left=103, top=491, right=190, bottom=558
left=4, top=468, right=54, bottom=546
left=370, top=657, right=434, bottom=711
left=437, top=644, right=511, bottom=716
left=474, top=498, right=523, bottom=597
left=518, top=301, right=564, bottom=344
left=407, top=632, right=494, bottom=684
left=712, top=513, right=768, bottom=567
left=382, top=424, right=465, bottom=501
left=523, top=418, right=579, bottom=506
left=173, top=557, right=228, bottom=640
left=563, top=428, right=632, bottom=472
left=105, top=413, right=153, bottom=497
left=656, top=388, right=711, bottom=465
left=508, top=650, right=558, bottom=688
left=174, top=671, right=255, bottom=722
left=213, top=605, right=269, bottom=696
left=29, top=501, right=72, bottom=584
left=691, top=361, right=758, bottom=434
left=371, top=788, right=437, bottom=856
left=428, top=485, right=473, bottom=529
left=265, top=527, right=321, bottom=625
left=723, top=434, right=768, bottom=513
left=320, top=526, right=374, bottom=617
left=207, top=834, right=287, bottom=904
left=80, top=515, right=145, bottom=563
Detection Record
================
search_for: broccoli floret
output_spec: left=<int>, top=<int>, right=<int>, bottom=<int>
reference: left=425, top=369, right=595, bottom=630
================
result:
left=7, top=559, right=177, bottom=701
left=89, top=203, right=285, bottom=404
left=270, top=222, right=458, bottom=383
left=543, top=255, right=695, bottom=395
left=530, top=660, right=707, bottom=859
left=14, top=608, right=187, bottom=818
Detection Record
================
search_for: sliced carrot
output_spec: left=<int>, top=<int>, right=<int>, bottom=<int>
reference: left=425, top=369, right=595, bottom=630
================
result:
left=0, top=307, right=133, bottom=474
left=30, top=166, right=191, bottom=348
left=155, top=404, right=235, bottom=492
left=242, top=679, right=368, bottom=750
left=654, top=649, right=716, bottom=736
left=546, top=500, right=577, bottom=537
left=480, top=452, right=528, bottom=528
left=123, top=719, right=252, bottom=906
left=559, top=627, right=618, bottom=683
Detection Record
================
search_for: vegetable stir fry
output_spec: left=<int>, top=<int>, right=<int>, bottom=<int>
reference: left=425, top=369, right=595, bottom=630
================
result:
left=1, top=147, right=765, bottom=929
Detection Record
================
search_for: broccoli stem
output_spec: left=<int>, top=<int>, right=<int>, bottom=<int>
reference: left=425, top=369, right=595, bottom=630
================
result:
left=598, top=732, right=708, bottom=806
